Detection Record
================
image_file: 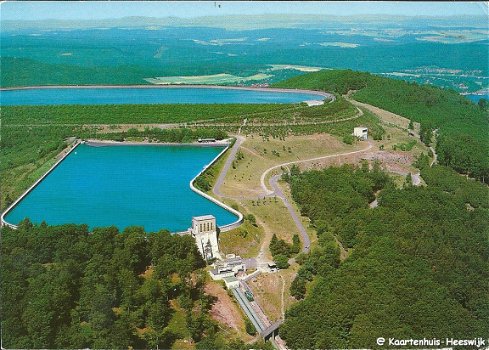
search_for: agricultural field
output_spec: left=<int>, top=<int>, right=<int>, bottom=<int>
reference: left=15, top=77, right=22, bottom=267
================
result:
left=1, top=16, right=487, bottom=91
left=145, top=73, right=272, bottom=85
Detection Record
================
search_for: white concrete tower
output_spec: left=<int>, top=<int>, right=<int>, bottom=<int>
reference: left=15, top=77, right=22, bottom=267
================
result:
left=191, top=215, right=221, bottom=260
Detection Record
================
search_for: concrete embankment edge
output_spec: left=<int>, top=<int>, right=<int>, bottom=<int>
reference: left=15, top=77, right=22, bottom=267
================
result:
left=189, top=141, right=244, bottom=233
left=1, top=139, right=243, bottom=232
left=1, top=140, right=82, bottom=229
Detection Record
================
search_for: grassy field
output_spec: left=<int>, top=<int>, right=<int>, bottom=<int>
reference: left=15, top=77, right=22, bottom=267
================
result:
left=220, top=133, right=358, bottom=197
left=145, top=73, right=272, bottom=85
left=219, top=219, right=263, bottom=258
left=247, top=267, right=300, bottom=323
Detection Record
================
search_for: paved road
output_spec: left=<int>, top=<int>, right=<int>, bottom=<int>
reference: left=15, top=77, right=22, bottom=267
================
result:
left=213, top=135, right=245, bottom=197
left=261, top=140, right=373, bottom=195
left=269, top=174, right=311, bottom=253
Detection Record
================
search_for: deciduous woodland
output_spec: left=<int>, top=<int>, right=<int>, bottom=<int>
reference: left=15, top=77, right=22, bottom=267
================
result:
left=280, top=163, right=489, bottom=348
left=0, top=224, right=272, bottom=349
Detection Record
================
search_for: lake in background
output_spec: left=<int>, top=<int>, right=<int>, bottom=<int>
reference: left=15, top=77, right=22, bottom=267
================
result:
left=464, top=93, right=489, bottom=104
left=0, top=87, right=324, bottom=106
left=4, top=144, right=238, bottom=232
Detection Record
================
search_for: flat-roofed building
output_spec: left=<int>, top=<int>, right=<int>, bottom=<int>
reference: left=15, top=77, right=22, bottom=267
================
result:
left=209, top=255, right=246, bottom=280
left=353, top=127, right=368, bottom=140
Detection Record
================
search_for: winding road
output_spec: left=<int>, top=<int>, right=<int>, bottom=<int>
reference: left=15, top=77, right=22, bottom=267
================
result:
left=269, top=174, right=310, bottom=253
left=212, top=132, right=373, bottom=254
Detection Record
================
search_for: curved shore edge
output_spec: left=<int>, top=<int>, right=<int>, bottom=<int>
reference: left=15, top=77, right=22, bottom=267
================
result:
left=1, top=138, right=243, bottom=233
left=1, top=139, right=82, bottom=229
left=0, top=84, right=334, bottom=101
left=188, top=141, right=244, bottom=233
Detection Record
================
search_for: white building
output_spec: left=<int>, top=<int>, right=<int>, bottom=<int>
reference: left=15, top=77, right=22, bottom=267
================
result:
left=353, top=127, right=368, bottom=140
left=209, top=255, right=245, bottom=280
left=191, top=215, right=221, bottom=260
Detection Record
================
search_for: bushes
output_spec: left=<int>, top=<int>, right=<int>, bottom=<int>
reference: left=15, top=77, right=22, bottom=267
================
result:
left=244, top=318, right=257, bottom=335
left=268, top=233, right=300, bottom=269
left=342, top=134, right=355, bottom=145
left=274, top=254, right=290, bottom=269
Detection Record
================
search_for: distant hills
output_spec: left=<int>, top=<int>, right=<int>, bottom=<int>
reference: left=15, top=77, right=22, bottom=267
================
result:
left=2, top=14, right=487, bottom=31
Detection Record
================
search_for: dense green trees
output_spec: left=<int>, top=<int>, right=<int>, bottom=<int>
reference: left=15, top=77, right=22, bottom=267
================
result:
left=269, top=232, right=300, bottom=265
left=3, top=103, right=288, bottom=125
left=1, top=223, right=242, bottom=349
left=107, top=127, right=228, bottom=144
left=276, top=69, right=489, bottom=183
left=279, top=164, right=489, bottom=349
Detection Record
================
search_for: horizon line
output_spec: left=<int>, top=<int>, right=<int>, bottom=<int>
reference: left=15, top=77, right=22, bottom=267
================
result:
left=5, top=13, right=488, bottom=22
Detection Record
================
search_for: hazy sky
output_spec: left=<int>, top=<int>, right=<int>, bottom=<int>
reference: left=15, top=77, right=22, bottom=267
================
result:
left=1, top=1, right=487, bottom=21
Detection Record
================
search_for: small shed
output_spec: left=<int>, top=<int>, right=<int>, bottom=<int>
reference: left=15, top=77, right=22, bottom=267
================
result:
left=353, top=127, right=368, bottom=140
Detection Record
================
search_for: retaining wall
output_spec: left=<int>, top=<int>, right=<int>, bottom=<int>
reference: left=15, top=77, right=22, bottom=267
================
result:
left=189, top=143, right=244, bottom=233
left=1, top=139, right=243, bottom=233
left=1, top=140, right=81, bottom=229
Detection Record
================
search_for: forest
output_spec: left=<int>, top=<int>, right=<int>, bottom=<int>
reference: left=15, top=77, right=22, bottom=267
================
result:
left=0, top=222, right=272, bottom=349
left=2, top=103, right=288, bottom=125
left=275, top=70, right=489, bottom=183
left=279, top=163, right=489, bottom=348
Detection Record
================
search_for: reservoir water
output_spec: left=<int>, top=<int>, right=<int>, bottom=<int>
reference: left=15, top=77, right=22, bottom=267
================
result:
left=4, top=144, right=238, bottom=232
left=0, top=87, right=324, bottom=106
left=464, top=93, right=489, bottom=104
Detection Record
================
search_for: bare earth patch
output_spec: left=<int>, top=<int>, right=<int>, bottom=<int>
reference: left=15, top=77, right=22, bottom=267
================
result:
left=247, top=269, right=298, bottom=323
left=204, top=281, right=254, bottom=341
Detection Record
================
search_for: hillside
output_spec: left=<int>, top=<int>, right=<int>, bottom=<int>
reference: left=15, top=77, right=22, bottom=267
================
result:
left=280, top=164, right=489, bottom=348
left=274, top=70, right=489, bottom=182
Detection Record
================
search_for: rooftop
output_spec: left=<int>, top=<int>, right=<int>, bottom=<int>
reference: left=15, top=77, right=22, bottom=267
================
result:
left=223, top=276, right=238, bottom=283
left=193, top=214, right=216, bottom=221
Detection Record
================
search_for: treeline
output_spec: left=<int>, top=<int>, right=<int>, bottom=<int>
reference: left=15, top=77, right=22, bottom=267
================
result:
left=0, top=223, right=264, bottom=349
left=2, top=103, right=290, bottom=126
left=279, top=164, right=489, bottom=348
left=275, top=69, right=489, bottom=182
left=100, top=127, right=228, bottom=143
left=269, top=233, right=300, bottom=269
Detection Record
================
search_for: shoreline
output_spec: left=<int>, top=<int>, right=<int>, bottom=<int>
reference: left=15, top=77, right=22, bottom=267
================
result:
left=1, top=138, right=243, bottom=233
left=0, top=84, right=334, bottom=100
